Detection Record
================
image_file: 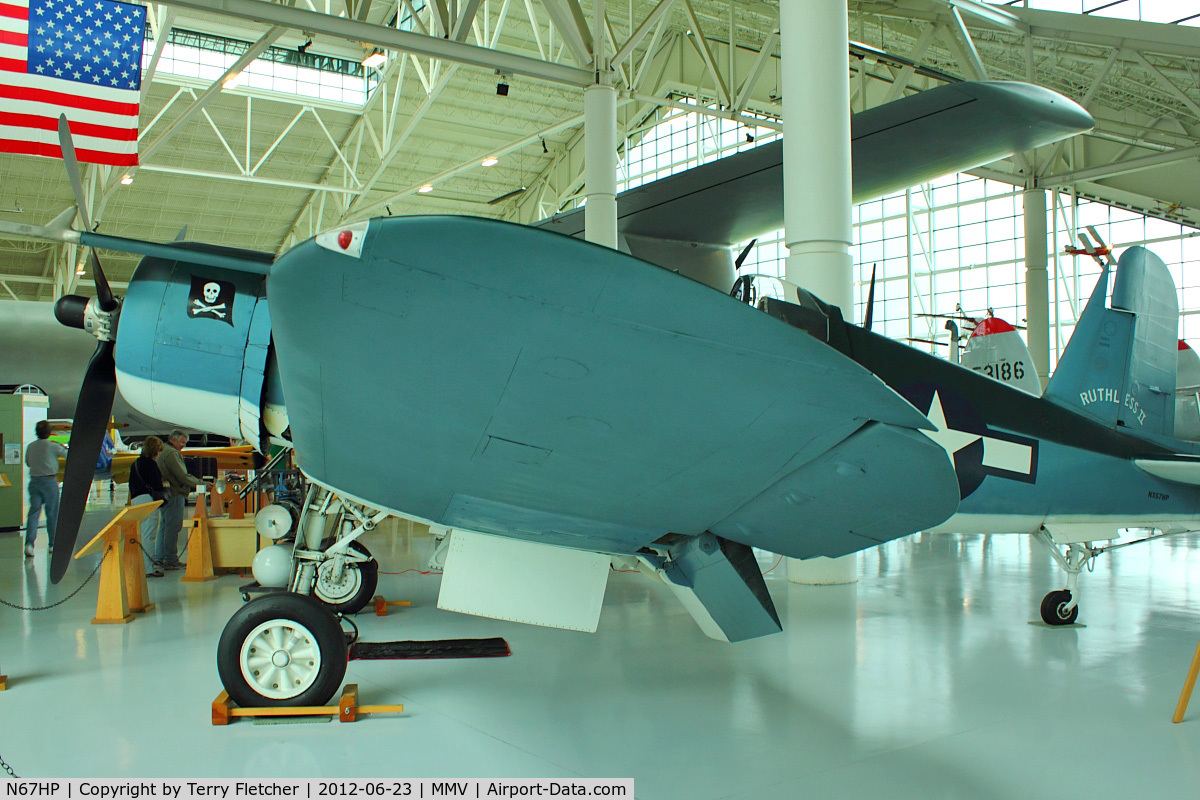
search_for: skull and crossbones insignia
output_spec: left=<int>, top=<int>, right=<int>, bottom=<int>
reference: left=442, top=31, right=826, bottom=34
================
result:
left=187, top=276, right=235, bottom=326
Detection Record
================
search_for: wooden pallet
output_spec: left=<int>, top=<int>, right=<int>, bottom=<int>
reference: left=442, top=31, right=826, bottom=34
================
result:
left=212, top=684, right=403, bottom=725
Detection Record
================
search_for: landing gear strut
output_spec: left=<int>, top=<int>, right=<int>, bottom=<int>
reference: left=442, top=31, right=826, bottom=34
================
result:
left=287, top=485, right=387, bottom=615
left=218, top=484, right=391, bottom=706
left=1033, top=529, right=1096, bottom=626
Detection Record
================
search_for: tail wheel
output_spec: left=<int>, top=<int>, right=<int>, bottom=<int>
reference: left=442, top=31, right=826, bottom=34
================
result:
left=313, top=541, right=378, bottom=614
left=217, top=593, right=347, bottom=707
left=1040, top=589, right=1079, bottom=626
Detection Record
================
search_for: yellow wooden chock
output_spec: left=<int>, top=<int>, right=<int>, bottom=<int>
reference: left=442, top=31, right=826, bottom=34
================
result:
left=372, top=595, right=412, bottom=617
left=1173, top=640, right=1200, bottom=723
left=211, top=684, right=403, bottom=725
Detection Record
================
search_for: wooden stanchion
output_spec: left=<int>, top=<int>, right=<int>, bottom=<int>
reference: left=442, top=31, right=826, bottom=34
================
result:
left=182, top=490, right=218, bottom=583
left=1172, top=641, right=1200, bottom=723
left=74, top=501, right=162, bottom=624
left=227, top=484, right=247, bottom=520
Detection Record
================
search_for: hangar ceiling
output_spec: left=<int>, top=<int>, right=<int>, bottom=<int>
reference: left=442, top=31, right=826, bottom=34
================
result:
left=1, top=0, right=1199, bottom=302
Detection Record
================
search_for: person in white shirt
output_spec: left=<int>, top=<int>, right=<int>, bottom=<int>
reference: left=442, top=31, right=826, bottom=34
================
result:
left=24, top=420, right=67, bottom=558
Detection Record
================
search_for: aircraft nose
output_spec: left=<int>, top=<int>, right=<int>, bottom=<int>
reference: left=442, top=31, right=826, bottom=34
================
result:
left=1042, top=92, right=1094, bottom=135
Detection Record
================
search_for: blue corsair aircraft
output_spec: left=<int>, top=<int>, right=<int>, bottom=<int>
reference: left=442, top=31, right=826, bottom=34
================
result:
left=14, top=81, right=1097, bottom=708
left=737, top=238, right=1200, bottom=627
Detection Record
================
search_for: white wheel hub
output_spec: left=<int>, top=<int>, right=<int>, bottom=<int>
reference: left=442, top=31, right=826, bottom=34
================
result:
left=239, top=618, right=322, bottom=700
left=315, top=558, right=362, bottom=603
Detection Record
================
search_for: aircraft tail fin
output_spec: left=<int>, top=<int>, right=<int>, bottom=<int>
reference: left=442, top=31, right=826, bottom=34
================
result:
left=1044, top=246, right=1178, bottom=438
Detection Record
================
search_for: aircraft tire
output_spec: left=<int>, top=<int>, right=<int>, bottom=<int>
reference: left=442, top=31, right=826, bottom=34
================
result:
left=313, top=541, right=378, bottom=615
left=217, top=593, right=347, bottom=707
left=1040, top=589, right=1079, bottom=626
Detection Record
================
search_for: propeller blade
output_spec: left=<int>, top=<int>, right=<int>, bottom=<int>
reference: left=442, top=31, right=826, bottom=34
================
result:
left=56, top=115, right=117, bottom=312
left=863, top=264, right=877, bottom=332
left=734, top=239, right=758, bottom=270
left=50, top=340, right=117, bottom=583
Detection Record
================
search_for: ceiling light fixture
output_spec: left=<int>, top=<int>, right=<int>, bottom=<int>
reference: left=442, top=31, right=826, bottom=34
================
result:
left=361, top=50, right=386, bottom=69
left=481, top=156, right=499, bottom=167
left=120, top=174, right=133, bottom=185
left=418, top=184, right=434, bottom=193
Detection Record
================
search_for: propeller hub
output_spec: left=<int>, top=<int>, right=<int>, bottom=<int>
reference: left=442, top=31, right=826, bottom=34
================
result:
left=54, top=295, right=118, bottom=342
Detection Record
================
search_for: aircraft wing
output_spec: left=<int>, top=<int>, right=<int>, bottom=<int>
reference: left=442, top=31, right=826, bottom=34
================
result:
left=538, top=82, right=1093, bottom=247
left=266, top=216, right=961, bottom=559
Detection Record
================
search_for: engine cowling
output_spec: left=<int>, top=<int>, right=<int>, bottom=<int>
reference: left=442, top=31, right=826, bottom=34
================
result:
left=114, top=246, right=285, bottom=444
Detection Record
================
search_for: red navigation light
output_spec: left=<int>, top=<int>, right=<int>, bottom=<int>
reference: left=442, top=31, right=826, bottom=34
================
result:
left=337, top=230, right=353, bottom=250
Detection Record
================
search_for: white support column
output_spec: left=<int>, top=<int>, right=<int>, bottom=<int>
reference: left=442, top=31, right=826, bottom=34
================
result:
left=780, top=0, right=853, bottom=311
left=781, top=0, right=857, bottom=586
left=583, top=81, right=618, bottom=249
left=1024, top=187, right=1050, bottom=385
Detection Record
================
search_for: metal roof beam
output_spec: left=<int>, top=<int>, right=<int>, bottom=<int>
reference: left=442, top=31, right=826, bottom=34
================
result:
left=1008, top=6, right=1200, bottom=61
left=946, top=7, right=987, bottom=81
left=541, top=0, right=593, bottom=66
left=947, top=0, right=1025, bottom=33
left=136, top=164, right=363, bottom=194
left=155, top=0, right=592, bottom=86
left=140, top=26, right=285, bottom=162
left=452, top=0, right=484, bottom=42
left=1042, top=145, right=1200, bottom=187
left=611, top=0, right=674, bottom=69
left=880, top=23, right=936, bottom=104
left=680, top=0, right=729, bottom=107
left=1124, top=48, right=1200, bottom=122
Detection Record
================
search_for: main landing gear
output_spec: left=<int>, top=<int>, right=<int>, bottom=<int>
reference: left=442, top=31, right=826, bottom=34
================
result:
left=217, top=485, right=391, bottom=706
left=1032, top=529, right=1095, bottom=626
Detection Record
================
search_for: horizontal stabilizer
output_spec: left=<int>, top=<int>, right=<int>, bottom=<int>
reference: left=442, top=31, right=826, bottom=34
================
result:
left=660, top=534, right=781, bottom=642
left=1134, top=458, right=1200, bottom=486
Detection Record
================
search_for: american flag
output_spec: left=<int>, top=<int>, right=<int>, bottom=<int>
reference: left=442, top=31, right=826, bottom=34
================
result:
left=0, top=0, right=144, bottom=166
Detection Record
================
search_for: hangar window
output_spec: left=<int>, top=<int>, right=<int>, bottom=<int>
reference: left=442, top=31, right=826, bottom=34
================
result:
left=1011, top=0, right=1200, bottom=26
left=142, top=27, right=378, bottom=107
left=618, top=97, right=780, bottom=192
left=737, top=177, right=1200, bottom=373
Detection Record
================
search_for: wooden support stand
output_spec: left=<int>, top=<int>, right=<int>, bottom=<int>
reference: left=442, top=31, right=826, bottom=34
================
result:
left=182, top=494, right=218, bottom=583
left=74, top=501, right=163, bottom=624
left=1173, top=640, right=1200, bottom=723
left=372, top=595, right=412, bottom=617
left=211, top=684, right=403, bottom=725
left=0, top=674, right=7, bottom=691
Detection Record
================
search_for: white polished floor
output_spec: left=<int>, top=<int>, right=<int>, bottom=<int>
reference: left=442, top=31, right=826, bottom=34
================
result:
left=2, top=495, right=1200, bottom=799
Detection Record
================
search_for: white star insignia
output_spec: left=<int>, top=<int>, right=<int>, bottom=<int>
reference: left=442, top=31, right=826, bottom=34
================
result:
left=920, top=391, right=982, bottom=457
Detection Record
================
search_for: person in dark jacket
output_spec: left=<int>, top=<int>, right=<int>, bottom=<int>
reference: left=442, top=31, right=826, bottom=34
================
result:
left=129, top=436, right=167, bottom=577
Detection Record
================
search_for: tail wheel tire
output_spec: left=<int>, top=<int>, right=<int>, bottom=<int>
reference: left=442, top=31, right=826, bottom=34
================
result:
left=217, top=593, right=347, bottom=707
left=1040, top=589, right=1079, bottom=626
left=313, top=541, right=378, bottom=614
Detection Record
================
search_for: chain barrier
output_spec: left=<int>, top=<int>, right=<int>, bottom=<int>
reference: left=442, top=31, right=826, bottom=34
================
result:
left=0, top=546, right=107, bottom=611
left=0, top=749, right=19, bottom=779
left=133, top=538, right=168, bottom=570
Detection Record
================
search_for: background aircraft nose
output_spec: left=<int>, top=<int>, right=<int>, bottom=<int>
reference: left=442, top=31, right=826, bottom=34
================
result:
left=982, top=81, right=1094, bottom=144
